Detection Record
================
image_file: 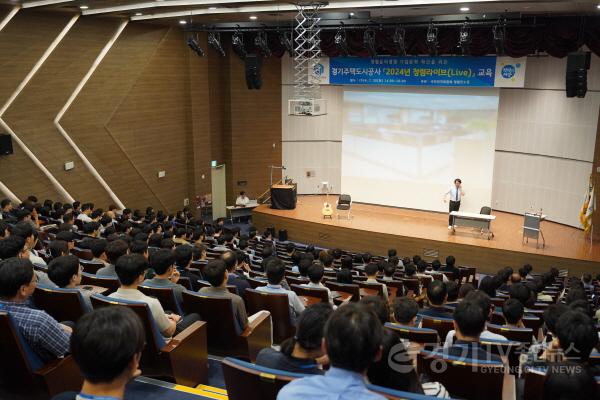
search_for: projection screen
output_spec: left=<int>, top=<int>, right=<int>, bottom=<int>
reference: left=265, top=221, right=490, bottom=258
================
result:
left=341, top=87, right=499, bottom=213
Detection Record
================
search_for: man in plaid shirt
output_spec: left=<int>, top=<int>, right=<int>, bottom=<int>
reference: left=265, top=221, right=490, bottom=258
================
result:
left=0, top=257, right=71, bottom=363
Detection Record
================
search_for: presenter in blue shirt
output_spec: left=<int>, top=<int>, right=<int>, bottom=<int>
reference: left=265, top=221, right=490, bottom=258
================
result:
left=444, top=178, right=465, bottom=229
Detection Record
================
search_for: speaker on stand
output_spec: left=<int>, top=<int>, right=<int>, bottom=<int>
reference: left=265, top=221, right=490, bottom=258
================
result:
left=245, top=54, right=262, bottom=90
left=566, top=51, right=591, bottom=98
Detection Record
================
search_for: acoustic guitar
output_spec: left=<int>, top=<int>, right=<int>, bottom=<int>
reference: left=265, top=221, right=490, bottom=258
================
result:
left=322, top=202, right=333, bottom=218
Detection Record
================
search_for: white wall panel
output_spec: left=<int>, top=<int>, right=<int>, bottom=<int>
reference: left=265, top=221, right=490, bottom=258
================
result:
left=282, top=141, right=341, bottom=194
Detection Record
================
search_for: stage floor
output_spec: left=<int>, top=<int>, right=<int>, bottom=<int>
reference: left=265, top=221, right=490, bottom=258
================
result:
left=252, top=195, right=600, bottom=276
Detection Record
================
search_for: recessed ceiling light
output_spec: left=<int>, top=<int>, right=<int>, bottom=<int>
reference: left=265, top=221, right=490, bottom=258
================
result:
left=597, top=4, right=600, bottom=8
left=79, top=5, right=88, bottom=9
left=249, top=15, right=257, bottom=20
left=179, top=20, right=187, bottom=24
left=460, top=7, right=469, bottom=12
left=349, top=12, right=355, bottom=16
left=135, top=12, right=142, bottom=16
left=209, top=6, right=217, bottom=9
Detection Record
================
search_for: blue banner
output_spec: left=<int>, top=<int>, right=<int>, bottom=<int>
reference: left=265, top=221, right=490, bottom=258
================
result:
left=329, top=56, right=497, bottom=87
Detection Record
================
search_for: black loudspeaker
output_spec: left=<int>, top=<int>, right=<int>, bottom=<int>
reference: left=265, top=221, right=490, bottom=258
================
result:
left=0, top=134, right=13, bottom=155
left=278, top=229, right=288, bottom=242
left=245, top=54, right=262, bottom=90
left=566, top=51, right=591, bottom=98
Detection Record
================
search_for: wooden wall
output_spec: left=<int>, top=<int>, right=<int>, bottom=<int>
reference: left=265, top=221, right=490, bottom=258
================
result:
left=0, top=8, right=282, bottom=213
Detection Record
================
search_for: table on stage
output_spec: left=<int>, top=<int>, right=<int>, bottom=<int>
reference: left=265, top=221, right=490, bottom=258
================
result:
left=226, top=204, right=258, bottom=222
left=270, top=184, right=297, bottom=210
left=450, top=211, right=496, bottom=239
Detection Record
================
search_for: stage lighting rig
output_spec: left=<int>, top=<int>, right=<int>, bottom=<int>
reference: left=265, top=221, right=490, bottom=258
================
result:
left=335, top=24, right=350, bottom=56
left=186, top=34, right=204, bottom=57
left=458, top=19, right=471, bottom=55
left=363, top=28, right=377, bottom=57
left=279, top=31, right=294, bottom=57
left=208, top=32, right=225, bottom=56
left=426, top=21, right=438, bottom=56
left=392, top=26, right=406, bottom=56
left=255, top=30, right=272, bottom=58
left=232, top=29, right=247, bottom=59
left=493, top=17, right=507, bottom=56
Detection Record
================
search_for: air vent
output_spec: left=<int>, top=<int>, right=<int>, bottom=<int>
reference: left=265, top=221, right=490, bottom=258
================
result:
left=423, top=248, right=439, bottom=258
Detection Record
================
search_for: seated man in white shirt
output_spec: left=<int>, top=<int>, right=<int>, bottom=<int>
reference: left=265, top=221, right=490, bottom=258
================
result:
left=302, top=264, right=334, bottom=306
left=365, top=262, right=388, bottom=303
left=47, top=255, right=94, bottom=311
left=109, top=254, right=200, bottom=339
left=443, top=290, right=506, bottom=347
left=235, top=191, right=250, bottom=206
left=256, top=258, right=305, bottom=324
left=76, top=203, right=93, bottom=223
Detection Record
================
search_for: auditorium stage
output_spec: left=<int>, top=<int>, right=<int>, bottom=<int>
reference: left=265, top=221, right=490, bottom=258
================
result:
left=252, top=195, right=600, bottom=276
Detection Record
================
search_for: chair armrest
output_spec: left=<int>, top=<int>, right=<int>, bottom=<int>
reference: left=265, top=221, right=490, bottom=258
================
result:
left=240, top=311, right=272, bottom=362
left=34, top=355, right=83, bottom=396
left=161, top=321, right=208, bottom=387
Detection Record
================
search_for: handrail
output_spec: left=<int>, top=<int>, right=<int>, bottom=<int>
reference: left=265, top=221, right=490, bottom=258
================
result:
left=257, top=179, right=282, bottom=204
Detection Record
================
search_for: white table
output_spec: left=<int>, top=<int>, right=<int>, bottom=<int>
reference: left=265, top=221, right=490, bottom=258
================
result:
left=450, top=211, right=496, bottom=239
left=226, top=204, right=258, bottom=222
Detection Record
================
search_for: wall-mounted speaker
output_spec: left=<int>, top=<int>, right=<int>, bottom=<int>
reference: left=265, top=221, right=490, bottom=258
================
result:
left=566, top=51, right=591, bottom=98
left=245, top=54, right=262, bottom=90
left=0, top=134, right=13, bottom=155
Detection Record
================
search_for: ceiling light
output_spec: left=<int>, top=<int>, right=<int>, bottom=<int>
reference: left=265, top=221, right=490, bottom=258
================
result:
left=597, top=4, right=600, bottom=9
left=134, top=12, right=142, bottom=16
left=426, top=21, right=438, bottom=56
left=254, top=30, right=271, bottom=58
left=249, top=15, right=257, bottom=20
left=208, top=32, right=226, bottom=56
left=460, top=7, right=469, bottom=12
left=458, top=20, right=471, bottom=55
left=392, top=26, right=406, bottom=56
left=187, top=35, right=205, bottom=57
left=179, top=20, right=187, bottom=24
left=209, top=6, right=217, bottom=10
left=79, top=5, right=88, bottom=9
left=232, top=30, right=247, bottom=59
left=335, top=25, right=350, bottom=56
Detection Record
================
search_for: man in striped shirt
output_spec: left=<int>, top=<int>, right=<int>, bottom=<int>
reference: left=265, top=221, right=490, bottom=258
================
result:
left=0, top=257, right=71, bottom=363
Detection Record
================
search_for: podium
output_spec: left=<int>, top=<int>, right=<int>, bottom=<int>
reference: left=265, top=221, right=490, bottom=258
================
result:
left=270, top=184, right=297, bottom=210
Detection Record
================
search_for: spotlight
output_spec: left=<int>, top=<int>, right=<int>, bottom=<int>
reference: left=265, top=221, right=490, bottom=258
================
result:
left=335, top=25, right=350, bottom=56
left=363, top=28, right=377, bottom=57
left=392, top=26, right=406, bottom=56
left=254, top=30, right=271, bottom=58
left=79, top=5, right=88, bottom=10
left=493, top=17, right=506, bottom=56
left=279, top=31, right=294, bottom=57
left=426, top=21, right=438, bottom=56
left=187, top=34, right=205, bottom=57
left=232, top=29, right=247, bottom=59
left=460, top=7, right=469, bottom=12
left=249, top=15, right=258, bottom=20
left=208, top=32, right=225, bottom=57
left=458, top=20, right=471, bottom=55
left=179, top=20, right=187, bottom=25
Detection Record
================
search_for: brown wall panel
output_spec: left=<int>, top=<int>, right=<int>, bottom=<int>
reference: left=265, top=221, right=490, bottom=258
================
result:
left=3, top=16, right=119, bottom=207
left=61, top=23, right=172, bottom=211
left=228, top=55, right=281, bottom=204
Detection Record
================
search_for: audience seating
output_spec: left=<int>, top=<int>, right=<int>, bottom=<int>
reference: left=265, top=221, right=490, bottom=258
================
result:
left=290, top=284, right=329, bottom=303
left=417, top=349, right=505, bottom=400
left=182, top=291, right=271, bottom=362
left=246, top=277, right=268, bottom=289
left=90, top=294, right=208, bottom=386
left=401, top=278, right=420, bottom=294
left=324, top=281, right=360, bottom=301
left=522, top=367, right=546, bottom=400
left=79, top=259, right=105, bottom=274
left=80, top=272, right=119, bottom=294
left=177, top=276, right=192, bottom=290
left=418, top=315, right=454, bottom=342
left=486, top=323, right=534, bottom=344
left=194, top=280, right=238, bottom=295
left=138, top=285, right=183, bottom=315
left=221, top=357, right=303, bottom=400
left=285, top=276, right=309, bottom=286
left=384, top=322, right=439, bottom=346
left=245, top=289, right=294, bottom=344
left=357, top=281, right=385, bottom=298
left=32, top=285, right=90, bottom=323
left=70, top=247, right=93, bottom=261
left=0, top=312, right=83, bottom=398
left=366, top=384, right=441, bottom=400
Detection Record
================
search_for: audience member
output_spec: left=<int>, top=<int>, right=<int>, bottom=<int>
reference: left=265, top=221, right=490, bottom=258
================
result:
left=143, top=249, right=186, bottom=308
left=256, top=258, right=305, bottom=324
left=365, top=262, right=388, bottom=302
left=48, top=255, right=93, bottom=310
left=420, top=280, right=452, bottom=319
left=96, top=240, right=129, bottom=277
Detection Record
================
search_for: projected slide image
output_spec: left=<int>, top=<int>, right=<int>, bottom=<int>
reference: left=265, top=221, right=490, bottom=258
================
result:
left=341, top=90, right=499, bottom=213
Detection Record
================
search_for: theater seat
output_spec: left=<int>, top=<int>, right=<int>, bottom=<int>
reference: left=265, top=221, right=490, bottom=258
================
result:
left=245, top=289, right=295, bottom=344
left=182, top=291, right=272, bottom=362
left=417, top=349, right=505, bottom=400
left=80, top=272, right=119, bottom=294
left=90, top=294, right=208, bottom=387
left=221, top=357, right=304, bottom=400
left=366, top=383, right=441, bottom=399
left=32, top=285, right=90, bottom=323
left=418, top=315, right=454, bottom=343
left=0, top=311, right=82, bottom=398
left=384, top=323, right=439, bottom=347
left=138, top=284, right=183, bottom=315
left=324, top=281, right=360, bottom=301
left=290, top=284, right=329, bottom=303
